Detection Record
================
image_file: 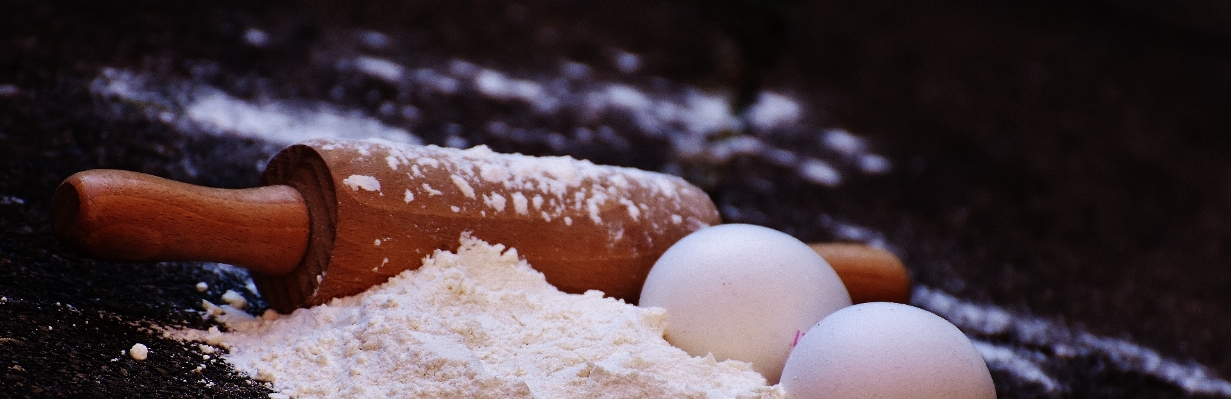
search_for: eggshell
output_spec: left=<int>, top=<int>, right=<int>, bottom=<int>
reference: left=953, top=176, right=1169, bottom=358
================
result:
left=780, top=302, right=996, bottom=399
left=639, top=224, right=852, bottom=383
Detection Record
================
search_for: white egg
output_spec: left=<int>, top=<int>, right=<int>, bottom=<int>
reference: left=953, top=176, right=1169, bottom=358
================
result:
left=639, top=224, right=851, bottom=383
left=780, top=302, right=996, bottom=399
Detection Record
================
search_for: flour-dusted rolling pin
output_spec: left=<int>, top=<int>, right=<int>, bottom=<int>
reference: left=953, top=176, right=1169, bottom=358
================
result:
left=52, top=138, right=910, bottom=312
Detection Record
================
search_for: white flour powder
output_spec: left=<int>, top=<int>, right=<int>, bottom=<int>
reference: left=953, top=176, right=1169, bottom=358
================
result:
left=173, top=235, right=783, bottom=398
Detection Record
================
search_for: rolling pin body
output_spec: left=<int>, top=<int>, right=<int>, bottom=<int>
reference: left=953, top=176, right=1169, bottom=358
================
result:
left=257, top=139, right=720, bottom=311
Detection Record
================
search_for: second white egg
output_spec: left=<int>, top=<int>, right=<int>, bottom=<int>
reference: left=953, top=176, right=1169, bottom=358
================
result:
left=780, top=302, right=996, bottom=399
left=639, top=224, right=852, bottom=383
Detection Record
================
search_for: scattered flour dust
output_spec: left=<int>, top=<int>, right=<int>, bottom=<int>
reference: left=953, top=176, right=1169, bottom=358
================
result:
left=170, top=235, right=782, bottom=398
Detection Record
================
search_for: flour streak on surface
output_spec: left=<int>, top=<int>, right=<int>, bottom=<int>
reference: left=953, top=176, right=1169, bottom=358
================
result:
left=90, top=68, right=420, bottom=146
left=91, top=52, right=891, bottom=190
left=914, top=286, right=1231, bottom=396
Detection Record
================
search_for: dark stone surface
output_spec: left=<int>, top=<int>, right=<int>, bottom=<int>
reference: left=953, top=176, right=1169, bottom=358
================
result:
left=2, top=0, right=1229, bottom=397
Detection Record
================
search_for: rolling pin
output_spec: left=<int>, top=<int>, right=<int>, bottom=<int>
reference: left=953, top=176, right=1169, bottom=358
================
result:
left=52, top=138, right=910, bottom=312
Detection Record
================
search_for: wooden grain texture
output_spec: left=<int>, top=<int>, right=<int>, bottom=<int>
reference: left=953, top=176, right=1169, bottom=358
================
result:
left=810, top=243, right=912, bottom=304
left=51, top=169, right=310, bottom=276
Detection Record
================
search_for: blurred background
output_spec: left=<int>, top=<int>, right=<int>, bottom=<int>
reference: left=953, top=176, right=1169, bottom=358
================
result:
left=3, top=1, right=1230, bottom=397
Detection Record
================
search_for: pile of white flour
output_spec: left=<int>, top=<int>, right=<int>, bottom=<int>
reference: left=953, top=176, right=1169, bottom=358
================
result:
left=172, top=235, right=783, bottom=398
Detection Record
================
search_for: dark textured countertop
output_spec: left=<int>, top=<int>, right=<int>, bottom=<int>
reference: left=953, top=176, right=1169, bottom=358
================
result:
left=3, top=1, right=1230, bottom=397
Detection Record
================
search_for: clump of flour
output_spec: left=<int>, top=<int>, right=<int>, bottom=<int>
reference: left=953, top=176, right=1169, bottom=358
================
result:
left=171, top=235, right=782, bottom=398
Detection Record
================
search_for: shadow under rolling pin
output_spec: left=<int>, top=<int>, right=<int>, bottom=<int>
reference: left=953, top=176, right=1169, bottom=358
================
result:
left=52, top=139, right=910, bottom=312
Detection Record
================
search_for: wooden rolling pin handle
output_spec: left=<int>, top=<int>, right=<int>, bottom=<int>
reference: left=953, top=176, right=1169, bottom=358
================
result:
left=810, top=243, right=912, bottom=304
left=51, top=170, right=310, bottom=276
